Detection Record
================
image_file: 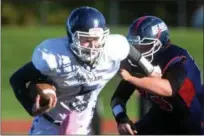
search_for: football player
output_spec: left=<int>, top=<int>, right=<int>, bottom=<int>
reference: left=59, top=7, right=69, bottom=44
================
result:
left=111, top=16, right=204, bottom=135
left=9, top=7, right=157, bottom=135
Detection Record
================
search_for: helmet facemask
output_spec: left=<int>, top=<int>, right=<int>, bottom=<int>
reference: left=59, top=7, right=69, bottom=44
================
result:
left=127, top=36, right=162, bottom=62
left=70, top=28, right=110, bottom=64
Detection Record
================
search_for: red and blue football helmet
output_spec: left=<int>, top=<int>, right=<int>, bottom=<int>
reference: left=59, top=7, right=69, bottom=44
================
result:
left=127, top=16, right=170, bottom=62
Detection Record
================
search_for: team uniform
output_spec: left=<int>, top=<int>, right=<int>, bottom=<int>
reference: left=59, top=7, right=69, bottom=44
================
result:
left=111, top=16, right=203, bottom=135
left=9, top=6, right=133, bottom=135
left=112, top=45, right=203, bottom=134
left=28, top=34, right=129, bottom=134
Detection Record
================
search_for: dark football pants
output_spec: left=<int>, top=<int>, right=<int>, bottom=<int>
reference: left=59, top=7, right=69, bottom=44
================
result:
left=134, top=107, right=203, bottom=135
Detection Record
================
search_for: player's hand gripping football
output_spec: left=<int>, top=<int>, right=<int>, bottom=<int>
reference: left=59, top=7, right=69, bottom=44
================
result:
left=32, top=83, right=57, bottom=116
left=117, top=120, right=137, bottom=135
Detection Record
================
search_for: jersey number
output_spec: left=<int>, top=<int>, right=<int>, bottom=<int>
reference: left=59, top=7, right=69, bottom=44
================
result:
left=150, top=95, right=173, bottom=111
left=139, top=90, right=173, bottom=111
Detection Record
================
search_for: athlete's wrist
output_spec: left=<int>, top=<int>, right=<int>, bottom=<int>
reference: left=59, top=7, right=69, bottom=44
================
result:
left=112, top=104, right=130, bottom=124
left=115, top=112, right=130, bottom=124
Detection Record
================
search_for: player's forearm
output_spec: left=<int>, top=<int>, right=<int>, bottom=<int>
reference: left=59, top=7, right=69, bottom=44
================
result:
left=128, top=76, right=173, bottom=96
left=111, top=80, right=135, bottom=123
left=111, top=98, right=130, bottom=124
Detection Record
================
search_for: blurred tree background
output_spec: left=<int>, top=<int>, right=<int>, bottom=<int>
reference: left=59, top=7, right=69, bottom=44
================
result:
left=1, top=0, right=203, bottom=27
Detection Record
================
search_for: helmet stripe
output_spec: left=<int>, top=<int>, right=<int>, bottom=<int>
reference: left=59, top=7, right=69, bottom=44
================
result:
left=156, top=28, right=162, bottom=39
left=134, top=16, right=147, bottom=33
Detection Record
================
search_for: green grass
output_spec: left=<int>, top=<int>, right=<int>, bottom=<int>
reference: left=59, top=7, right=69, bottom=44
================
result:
left=1, top=26, right=203, bottom=120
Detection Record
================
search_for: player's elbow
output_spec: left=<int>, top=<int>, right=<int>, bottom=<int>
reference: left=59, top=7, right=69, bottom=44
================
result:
left=151, top=79, right=173, bottom=96
left=145, top=78, right=173, bottom=96
left=167, top=91, right=173, bottom=96
left=161, top=88, right=173, bottom=96
left=158, top=82, right=173, bottom=96
left=9, top=72, right=17, bottom=88
left=9, top=71, right=24, bottom=94
left=152, top=87, right=172, bottom=97
left=9, top=73, right=20, bottom=97
left=163, top=80, right=173, bottom=96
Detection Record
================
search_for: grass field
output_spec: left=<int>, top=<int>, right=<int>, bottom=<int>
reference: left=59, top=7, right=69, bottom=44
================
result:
left=2, top=26, right=203, bottom=121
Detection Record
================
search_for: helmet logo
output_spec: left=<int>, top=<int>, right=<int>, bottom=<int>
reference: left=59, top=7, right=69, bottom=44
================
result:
left=152, top=22, right=167, bottom=35
left=89, top=28, right=103, bottom=36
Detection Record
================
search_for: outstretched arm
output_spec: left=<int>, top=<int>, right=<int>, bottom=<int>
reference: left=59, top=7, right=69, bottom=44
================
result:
left=120, top=61, right=187, bottom=97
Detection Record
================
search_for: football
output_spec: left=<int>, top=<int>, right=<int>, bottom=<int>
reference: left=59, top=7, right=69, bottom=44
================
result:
left=28, top=81, right=56, bottom=107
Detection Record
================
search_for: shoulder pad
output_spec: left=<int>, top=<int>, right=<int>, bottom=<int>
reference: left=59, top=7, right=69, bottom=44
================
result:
left=105, top=34, right=130, bottom=61
left=32, top=39, right=59, bottom=74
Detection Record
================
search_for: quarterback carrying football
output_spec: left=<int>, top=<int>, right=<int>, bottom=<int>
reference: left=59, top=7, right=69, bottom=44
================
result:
left=10, top=7, right=158, bottom=135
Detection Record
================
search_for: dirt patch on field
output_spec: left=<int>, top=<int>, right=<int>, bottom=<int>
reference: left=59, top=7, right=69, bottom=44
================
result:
left=1, top=119, right=119, bottom=134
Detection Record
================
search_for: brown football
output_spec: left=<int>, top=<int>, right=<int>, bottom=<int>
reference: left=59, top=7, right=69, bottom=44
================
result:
left=28, top=81, right=56, bottom=107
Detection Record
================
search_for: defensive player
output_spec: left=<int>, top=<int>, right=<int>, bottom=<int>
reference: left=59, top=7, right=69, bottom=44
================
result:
left=9, top=7, right=157, bottom=135
left=111, top=16, right=203, bottom=135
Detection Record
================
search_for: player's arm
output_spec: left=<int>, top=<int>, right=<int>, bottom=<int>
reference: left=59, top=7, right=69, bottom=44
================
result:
left=31, top=42, right=58, bottom=115
left=10, top=40, right=56, bottom=116
left=111, top=80, right=137, bottom=134
left=121, top=57, right=187, bottom=97
left=127, top=44, right=155, bottom=75
left=107, top=35, right=155, bottom=76
left=9, top=62, right=48, bottom=116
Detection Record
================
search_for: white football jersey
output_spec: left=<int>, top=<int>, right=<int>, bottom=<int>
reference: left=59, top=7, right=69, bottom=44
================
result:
left=32, top=34, right=130, bottom=130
